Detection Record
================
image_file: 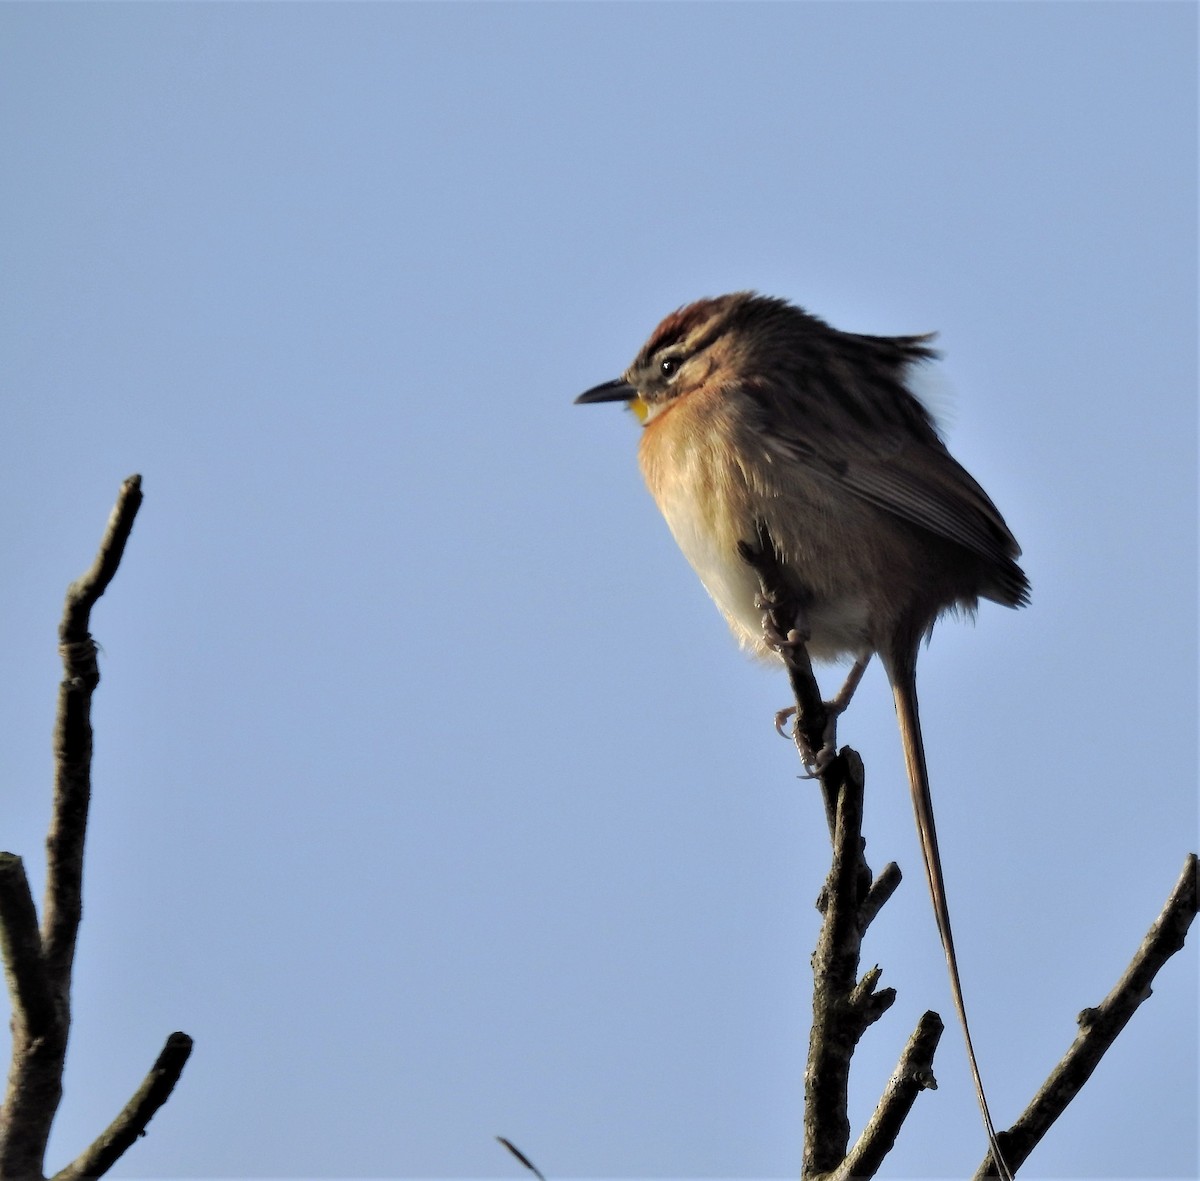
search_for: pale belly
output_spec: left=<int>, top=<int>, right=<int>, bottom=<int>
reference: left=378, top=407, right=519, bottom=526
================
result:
left=657, top=484, right=872, bottom=664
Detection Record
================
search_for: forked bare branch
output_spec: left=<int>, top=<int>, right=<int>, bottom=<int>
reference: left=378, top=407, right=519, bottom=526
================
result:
left=0, top=476, right=192, bottom=1181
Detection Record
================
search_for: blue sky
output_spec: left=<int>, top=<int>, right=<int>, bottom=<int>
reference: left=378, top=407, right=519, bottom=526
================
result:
left=1, top=4, right=1195, bottom=1179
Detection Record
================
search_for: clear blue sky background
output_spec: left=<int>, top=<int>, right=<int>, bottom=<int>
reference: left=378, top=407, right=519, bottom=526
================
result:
left=1, top=5, right=1195, bottom=1180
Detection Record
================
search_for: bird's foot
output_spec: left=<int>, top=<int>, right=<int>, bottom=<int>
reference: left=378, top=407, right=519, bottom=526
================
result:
left=755, top=594, right=809, bottom=666
left=774, top=706, right=840, bottom=778
left=774, top=655, right=872, bottom=776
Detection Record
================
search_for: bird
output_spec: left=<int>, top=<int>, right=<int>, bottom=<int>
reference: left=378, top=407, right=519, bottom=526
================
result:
left=575, top=291, right=1028, bottom=1179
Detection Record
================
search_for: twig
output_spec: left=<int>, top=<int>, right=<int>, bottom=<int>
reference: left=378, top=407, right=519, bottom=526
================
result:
left=834, top=1010, right=944, bottom=1181
left=0, top=855, right=53, bottom=1034
left=52, top=1033, right=194, bottom=1181
left=496, top=1136, right=546, bottom=1181
left=857, top=862, right=903, bottom=934
left=43, top=473, right=144, bottom=985
left=802, top=751, right=901, bottom=1178
left=970, top=853, right=1199, bottom=1179
left=0, top=476, right=187, bottom=1181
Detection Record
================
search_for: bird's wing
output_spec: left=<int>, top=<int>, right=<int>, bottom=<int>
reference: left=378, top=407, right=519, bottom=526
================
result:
left=830, top=447, right=1021, bottom=562
left=752, top=371, right=1024, bottom=572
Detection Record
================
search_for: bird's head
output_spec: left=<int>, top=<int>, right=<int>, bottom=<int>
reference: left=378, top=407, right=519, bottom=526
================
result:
left=575, top=293, right=761, bottom=424
left=576, top=293, right=939, bottom=440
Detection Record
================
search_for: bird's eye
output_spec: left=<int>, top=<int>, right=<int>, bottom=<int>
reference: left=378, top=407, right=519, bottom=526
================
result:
left=660, top=357, right=680, bottom=378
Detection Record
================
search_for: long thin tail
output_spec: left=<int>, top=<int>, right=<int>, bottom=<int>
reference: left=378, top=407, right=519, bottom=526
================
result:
left=888, top=652, right=1014, bottom=1181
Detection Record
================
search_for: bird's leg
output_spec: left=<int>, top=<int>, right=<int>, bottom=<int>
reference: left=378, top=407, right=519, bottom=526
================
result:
left=739, top=523, right=835, bottom=773
left=817, top=651, right=872, bottom=756
left=829, top=651, right=872, bottom=716
left=776, top=653, right=872, bottom=774
left=756, top=594, right=828, bottom=768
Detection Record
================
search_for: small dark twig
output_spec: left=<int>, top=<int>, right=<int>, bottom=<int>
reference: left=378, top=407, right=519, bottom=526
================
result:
left=44, top=473, right=144, bottom=987
left=970, top=853, right=1199, bottom=1179
left=857, top=862, right=903, bottom=935
left=497, top=1136, right=546, bottom=1181
left=52, top=1033, right=194, bottom=1181
left=834, top=1011, right=944, bottom=1181
left=0, top=855, right=54, bottom=1036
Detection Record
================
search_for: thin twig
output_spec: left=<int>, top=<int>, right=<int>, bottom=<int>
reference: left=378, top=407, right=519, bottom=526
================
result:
left=496, top=1136, right=546, bottom=1181
left=857, top=862, right=903, bottom=935
left=60, top=474, right=145, bottom=641
left=971, top=853, right=1199, bottom=1179
left=834, top=1010, right=944, bottom=1181
left=0, top=855, right=53, bottom=1035
left=43, top=473, right=144, bottom=986
left=52, top=1033, right=194, bottom=1181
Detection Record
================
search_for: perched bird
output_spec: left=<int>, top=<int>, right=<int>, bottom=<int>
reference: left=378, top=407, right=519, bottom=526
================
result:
left=576, top=292, right=1028, bottom=1178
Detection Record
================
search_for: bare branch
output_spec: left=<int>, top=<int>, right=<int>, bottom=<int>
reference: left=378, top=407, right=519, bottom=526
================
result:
left=52, top=1033, right=194, bottom=1181
left=59, top=474, right=145, bottom=643
left=0, top=854, right=54, bottom=1034
left=802, top=751, right=901, bottom=1178
left=0, top=854, right=64, bottom=1181
left=857, top=862, right=902, bottom=934
left=970, top=853, right=1198, bottom=1179
left=43, top=474, right=143, bottom=987
left=738, top=523, right=927, bottom=1178
left=833, top=1010, right=944, bottom=1181
left=0, top=475, right=181, bottom=1181
left=737, top=515, right=1196, bottom=1178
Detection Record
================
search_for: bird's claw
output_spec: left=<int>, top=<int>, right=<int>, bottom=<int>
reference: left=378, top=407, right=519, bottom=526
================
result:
left=774, top=701, right=843, bottom=777
left=757, top=608, right=809, bottom=664
left=799, top=722, right=839, bottom=778
left=774, top=706, right=796, bottom=740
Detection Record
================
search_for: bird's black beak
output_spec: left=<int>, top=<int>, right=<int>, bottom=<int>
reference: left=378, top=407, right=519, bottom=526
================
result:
left=575, top=379, right=637, bottom=405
